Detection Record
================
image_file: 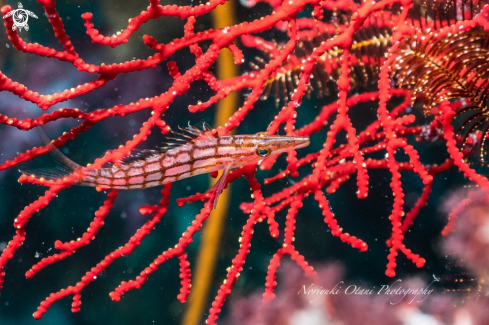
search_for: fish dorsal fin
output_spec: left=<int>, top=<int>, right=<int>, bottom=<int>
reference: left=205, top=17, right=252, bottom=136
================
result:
left=161, top=121, right=216, bottom=150
left=102, top=149, right=160, bottom=168
left=104, top=122, right=215, bottom=168
left=119, top=149, right=160, bottom=164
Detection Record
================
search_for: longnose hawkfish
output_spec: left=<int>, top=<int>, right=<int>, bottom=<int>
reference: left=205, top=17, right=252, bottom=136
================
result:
left=22, top=123, right=309, bottom=207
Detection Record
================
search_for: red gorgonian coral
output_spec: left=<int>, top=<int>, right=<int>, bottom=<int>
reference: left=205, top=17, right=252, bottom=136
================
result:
left=2, top=0, right=489, bottom=323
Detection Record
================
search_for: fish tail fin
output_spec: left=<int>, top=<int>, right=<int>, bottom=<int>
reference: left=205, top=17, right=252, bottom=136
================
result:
left=19, top=166, right=77, bottom=181
left=19, top=127, right=82, bottom=180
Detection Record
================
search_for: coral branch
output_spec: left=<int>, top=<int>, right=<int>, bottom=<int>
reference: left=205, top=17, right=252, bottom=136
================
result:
left=1, top=0, right=489, bottom=322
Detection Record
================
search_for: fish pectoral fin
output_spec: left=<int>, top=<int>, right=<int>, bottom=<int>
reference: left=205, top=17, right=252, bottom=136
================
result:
left=210, top=165, right=232, bottom=210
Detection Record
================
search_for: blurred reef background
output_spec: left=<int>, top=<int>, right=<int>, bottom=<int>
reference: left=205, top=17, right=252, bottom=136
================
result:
left=0, top=0, right=480, bottom=324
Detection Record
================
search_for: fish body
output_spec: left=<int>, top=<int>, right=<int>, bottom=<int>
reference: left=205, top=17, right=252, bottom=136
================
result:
left=24, top=125, right=309, bottom=195
left=77, top=133, right=308, bottom=190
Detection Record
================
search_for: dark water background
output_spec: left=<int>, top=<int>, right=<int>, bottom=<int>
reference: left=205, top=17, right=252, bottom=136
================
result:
left=0, top=0, right=467, bottom=324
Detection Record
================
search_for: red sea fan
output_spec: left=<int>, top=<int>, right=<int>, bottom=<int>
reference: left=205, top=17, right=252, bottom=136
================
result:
left=2, top=0, right=489, bottom=323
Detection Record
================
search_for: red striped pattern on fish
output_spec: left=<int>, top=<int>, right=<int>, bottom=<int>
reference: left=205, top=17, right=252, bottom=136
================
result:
left=22, top=125, right=309, bottom=195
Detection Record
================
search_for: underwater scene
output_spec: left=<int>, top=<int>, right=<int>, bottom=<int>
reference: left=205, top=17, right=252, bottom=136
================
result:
left=1, top=0, right=489, bottom=324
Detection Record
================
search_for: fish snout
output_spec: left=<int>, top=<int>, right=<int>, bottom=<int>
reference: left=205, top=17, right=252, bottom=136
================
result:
left=292, top=136, right=310, bottom=149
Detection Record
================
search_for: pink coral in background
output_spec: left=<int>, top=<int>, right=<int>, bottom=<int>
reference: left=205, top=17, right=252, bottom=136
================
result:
left=1, top=0, right=489, bottom=323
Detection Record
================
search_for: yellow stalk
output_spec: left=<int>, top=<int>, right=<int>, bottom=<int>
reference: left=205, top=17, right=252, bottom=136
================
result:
left=181, top=1, right=238, bottom=324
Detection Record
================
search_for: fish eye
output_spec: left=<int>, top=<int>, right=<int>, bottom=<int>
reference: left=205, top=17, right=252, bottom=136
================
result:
left=256, top=147, right=271, bottom=157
